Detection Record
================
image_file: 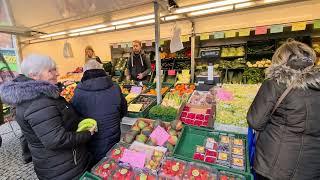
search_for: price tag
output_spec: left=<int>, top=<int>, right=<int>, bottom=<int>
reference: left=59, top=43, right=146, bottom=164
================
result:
left=314, top=19, right=320, bottom=29
left=200, top=33, right=210, bottom=40
left=149, top=126, right=170, bottom=146
left=255, top=26, right=268, bottom=35
left=128, top=104, right=143, bottom=112
left=214, top=32, right=225, bottom=39
left=146, top=40, right=153, bottom=46
left=120, top=149, right=146, bottom=168
left=181, top=35, right=190, bottom=42
left=168, top=70, right=176, bottom=76
left=225, top=30, right=236, bottom=38
left=291, top=22, right=307, bottom=31
left=270, top=24, right=284, bottom=33
left=160, top=39, right=165, bottom=46
left=130, top=86, right=142, bottom=94
left=238, top=28, right=251, bottom=37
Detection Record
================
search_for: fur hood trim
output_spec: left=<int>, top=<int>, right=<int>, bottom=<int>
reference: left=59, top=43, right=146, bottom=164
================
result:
left=266, top=64, right=320, bottom=89
left=0, top=79, right=60, bottom=105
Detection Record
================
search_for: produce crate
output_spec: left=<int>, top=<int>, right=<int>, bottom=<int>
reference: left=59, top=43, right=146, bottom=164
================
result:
left=177, top=103, right=215, bottom=128
left=173, top=125, right=251, bottom=174
left=127, top=95, right=157, bottom=118
left=79, top=171, right=102, bottom=180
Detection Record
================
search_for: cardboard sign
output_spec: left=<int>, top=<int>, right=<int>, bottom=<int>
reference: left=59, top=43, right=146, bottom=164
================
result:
left=130, top=86, right=142, bottom=94
left=168, top=70, right=176, bottom=76
left=255, top=26, right=268, bottom=35
left=291, top=22, right=307, bottom=31
left=120, top=149, right=146, bottom=168
left=270, top=24, right=284, bottom=33
left=200, top=33, right=210, bottom=40
left=149, top=126, right=170, bottom=146
left=314, top=19, right=320, bottom=29
left=214, top=32, right=225, bottom=39
left=238, top=28, right=251, bottom=37
left=225, top=30, right=236, bottom=38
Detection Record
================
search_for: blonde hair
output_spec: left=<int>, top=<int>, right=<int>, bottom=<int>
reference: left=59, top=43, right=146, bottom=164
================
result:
left=132, top=40, right=142, bottom=46
left=272, top=39, right=316, bottom=65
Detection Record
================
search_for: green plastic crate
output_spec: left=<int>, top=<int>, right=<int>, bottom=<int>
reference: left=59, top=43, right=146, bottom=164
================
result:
left=173, top=125, right=251, bottom=174
left=127, top=95, right=157, bottom=118
left=79, top=171, right=101, bottom=180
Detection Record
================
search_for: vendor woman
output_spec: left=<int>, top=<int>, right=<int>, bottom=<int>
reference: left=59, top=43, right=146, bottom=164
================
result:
left=126, top=40, right=151, bottom=81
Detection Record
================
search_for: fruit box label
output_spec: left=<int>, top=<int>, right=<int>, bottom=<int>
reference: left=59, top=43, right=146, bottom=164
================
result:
left=120, top=149, right=146, bottom=168
left=130, top=86, right=142, bottom=94
left=149, top=126, right=170, bottom=146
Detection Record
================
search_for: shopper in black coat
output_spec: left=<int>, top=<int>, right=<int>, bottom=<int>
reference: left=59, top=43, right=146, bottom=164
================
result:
left=247, top=40, right=320, bottom=180
left=0, top=54, right=94, bottom=180
left=72, top=60, right=127, bottom=164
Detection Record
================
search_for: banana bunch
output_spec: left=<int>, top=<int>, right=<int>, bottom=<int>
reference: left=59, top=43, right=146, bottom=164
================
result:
left=77, top=118, right=97, bottom=132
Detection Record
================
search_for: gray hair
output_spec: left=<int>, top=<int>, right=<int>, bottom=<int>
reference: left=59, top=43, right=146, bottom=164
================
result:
left=21, top=54, right=56, bottom=76
left=83, top=59, right=103, bottom=72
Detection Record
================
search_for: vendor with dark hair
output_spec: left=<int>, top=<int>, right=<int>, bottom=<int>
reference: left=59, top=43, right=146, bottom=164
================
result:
left=125, top=40, right=151, bottom=81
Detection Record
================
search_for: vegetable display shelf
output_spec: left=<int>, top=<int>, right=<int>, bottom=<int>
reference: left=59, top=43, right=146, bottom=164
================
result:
left=173, top=125, right=251, bottom=174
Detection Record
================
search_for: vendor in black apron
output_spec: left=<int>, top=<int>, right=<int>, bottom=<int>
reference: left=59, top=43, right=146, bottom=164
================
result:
left=126, top=40, right=151, bottom=81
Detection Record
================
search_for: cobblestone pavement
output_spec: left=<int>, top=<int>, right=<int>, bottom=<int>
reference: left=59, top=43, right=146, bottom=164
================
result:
left=0, top=121, right=38, bottom=180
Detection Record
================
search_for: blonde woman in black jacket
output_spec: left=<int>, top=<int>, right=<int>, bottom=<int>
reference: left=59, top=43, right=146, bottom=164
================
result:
left=247, top=39, right=320, bottom=180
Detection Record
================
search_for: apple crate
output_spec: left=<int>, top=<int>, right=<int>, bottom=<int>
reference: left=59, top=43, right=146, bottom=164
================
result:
left=177, top=103, right=215, bottom=128
left=173, top=126, right=251, bottom=175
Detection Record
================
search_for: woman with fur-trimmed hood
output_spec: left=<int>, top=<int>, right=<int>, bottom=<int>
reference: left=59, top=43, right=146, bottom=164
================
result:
left=247, top=39, right=320, bottom=180
left=0, top=54, right=96, bottom=180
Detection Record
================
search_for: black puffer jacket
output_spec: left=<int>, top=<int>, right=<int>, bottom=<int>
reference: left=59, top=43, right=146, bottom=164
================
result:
left=0, top=75, right=91, bottom=180
left=247, top=65, right=320, bottom=180
left=71, top=69, right=127, bottom=164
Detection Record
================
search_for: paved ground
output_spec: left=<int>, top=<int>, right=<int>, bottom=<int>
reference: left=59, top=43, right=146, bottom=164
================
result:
left=0, top=121, right=38, bottom=180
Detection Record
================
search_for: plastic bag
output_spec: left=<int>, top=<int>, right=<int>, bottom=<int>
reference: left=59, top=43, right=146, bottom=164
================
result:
left=170, top=26, right=184, bottom=53
left=63, top=41, right=74, bottom=58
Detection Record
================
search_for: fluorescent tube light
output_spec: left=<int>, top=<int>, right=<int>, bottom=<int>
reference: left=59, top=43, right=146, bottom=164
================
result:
left=111, top=14, right=155, bottom=25
left=116, top=24, right=132, bottom=29
left=188, top=5, right=234, bottom=16
left=79, top=30, right=96, bottom=35
left=235, top=2, right=255, bottom=9
left=69, top=24, right=106, bottom=33
left=136, top=19, right=155, bottom=25
left=264, top=0, right=283, bottom=3
left=175, top=0, right=250, bottom=14
left=97, top=26, right=116, bottom=32
left=40, top=31, right=66, bottom=38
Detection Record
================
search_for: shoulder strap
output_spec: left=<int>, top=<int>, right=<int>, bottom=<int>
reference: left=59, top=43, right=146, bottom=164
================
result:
left=271, top=83, right=295, bottom=115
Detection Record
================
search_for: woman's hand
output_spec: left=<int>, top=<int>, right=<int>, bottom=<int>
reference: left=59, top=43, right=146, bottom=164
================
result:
left=88, top=124, right=97, bottom=135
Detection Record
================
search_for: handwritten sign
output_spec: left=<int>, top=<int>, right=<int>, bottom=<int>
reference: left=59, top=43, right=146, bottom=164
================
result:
left=149, top=126, right=170, bottom=146
left=314, top=19, right=320, bottom=29
left=181, top=35, right=190, bottom=42
left=291, top=22, right=307, bottom=31
left=255, top=26, right=268, bottom=35
left=168, top=70, right=176, bottom=76
left=120, top=149, right=146, bottom=168
left=270, top=24, right=284, bottom=33
left=238, top=28, right=251, bottom=37
left=130, top=86, right=142, bottom=94
left=225, top=30, right=236, bottom=38
left=200, top=33, right=210, bottom=40
left=214, top=32, right=225, bottom=39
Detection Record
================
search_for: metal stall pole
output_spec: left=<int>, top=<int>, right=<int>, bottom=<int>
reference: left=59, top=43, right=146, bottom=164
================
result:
left=154, top=0, right=162, bottom=104
left=191, top=22, right=196, bottom=83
